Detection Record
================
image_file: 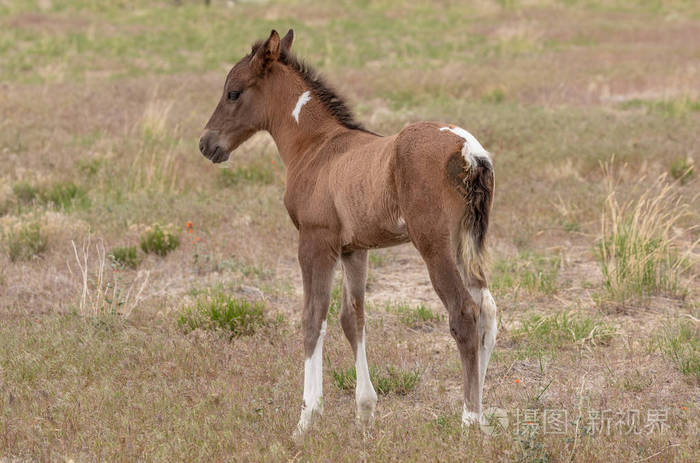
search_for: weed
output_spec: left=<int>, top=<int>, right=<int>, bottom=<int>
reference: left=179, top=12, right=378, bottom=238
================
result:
left=654, top=320, right=699, bottom=382
left=140, top=224, right=179, bottom=256
left=513, top=311, right=616, bottom=348
left=6, top=221, right=48, bottom=261
left=597, top=165, right=697, bottom=303
left=178, top=291, right=266, bottom=338
left=385, top=302, right=441, bottom=327
left=109, top=245, right=141, bottom=269
left=332, top=365, right=421, bottom=395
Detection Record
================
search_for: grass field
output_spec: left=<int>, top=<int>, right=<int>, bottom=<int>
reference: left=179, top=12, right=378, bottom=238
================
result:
left=1, top=0, right=699, bottom=461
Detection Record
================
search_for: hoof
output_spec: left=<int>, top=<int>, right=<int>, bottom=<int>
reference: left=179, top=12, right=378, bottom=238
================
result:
left=293, top=401, right=323, bottom=441
left=356, top=400, right=376, bottom=429
left=461, top=405, right=482, bottom=428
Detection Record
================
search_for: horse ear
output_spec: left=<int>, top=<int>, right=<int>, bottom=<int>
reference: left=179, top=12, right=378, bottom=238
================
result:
left=251, top=29, right=281, bottom=75
left=281, top=29, right=294, bottom=52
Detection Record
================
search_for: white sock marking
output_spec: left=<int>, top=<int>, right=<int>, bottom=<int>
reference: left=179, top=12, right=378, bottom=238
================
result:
left=462, top=404, right=481, bottom=427
left=292, top=90, right=312, bottom=124
left=355, top=327, right=377, bottom=423
left=439, top=125, right=491, bottom=168
left=297, top=320, right=326, bottom=433
left=478, top=288, right=498, bottom=410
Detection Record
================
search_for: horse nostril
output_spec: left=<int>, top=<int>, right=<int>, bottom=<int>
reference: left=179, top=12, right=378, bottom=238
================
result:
left=199, top=139, right=206, bottom=154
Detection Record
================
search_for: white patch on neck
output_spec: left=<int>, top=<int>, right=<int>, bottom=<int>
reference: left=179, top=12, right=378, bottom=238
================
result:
left=439, top=126, right=491, bottom=168
left=292, top=90, right=312, bottom=124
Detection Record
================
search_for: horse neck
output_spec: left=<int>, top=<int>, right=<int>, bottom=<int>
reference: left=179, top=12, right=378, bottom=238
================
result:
left=263, top=71, right=348, bottom=168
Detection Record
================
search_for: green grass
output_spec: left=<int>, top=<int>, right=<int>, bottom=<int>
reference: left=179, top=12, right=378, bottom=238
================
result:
left=178, top=291, right=266, bottom=339
left=385, top=302, right=441, bottom=327
left=654, top=320, right=700, bottom=383
left=5, top=221, right=48, bottom=262
left=140, top=224, right=179, bottom=256
left=109, top=245, right=141, bottom=269
left=670, top=157, right=694, bottom=184
left=327, top=283, right=342, bottom=316
left=618, top=97, right=700, bottom=118
left=513, top=311, right=616, bottom=349
left=11, top=180, right=90, bottom=211
left=331, top=365, right=422, bottom=395
left=41, top=181, right=90, bottom=210
left=491, top=251, right=561, bottom=295
left=12, top=181, right=39, bottom=204
left=219, top=163, right=275, bottom=187
left=597, top=171, right=696, bottom=303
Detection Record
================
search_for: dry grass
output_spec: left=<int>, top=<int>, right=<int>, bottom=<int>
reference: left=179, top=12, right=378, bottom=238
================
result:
left=0, top=0, right=699, bottom=461
left=598, top=162, right=699, bottom=303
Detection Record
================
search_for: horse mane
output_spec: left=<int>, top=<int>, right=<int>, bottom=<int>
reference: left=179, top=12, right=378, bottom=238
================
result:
left=251, top=41, right=373, bottom=134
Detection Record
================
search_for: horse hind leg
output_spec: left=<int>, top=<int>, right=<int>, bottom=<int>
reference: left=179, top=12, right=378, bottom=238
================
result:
left=410, top=225, right=483, bottom=426
left=462, top=269, right=498, bottom=415
left=339, top=250, right=378, bottom=428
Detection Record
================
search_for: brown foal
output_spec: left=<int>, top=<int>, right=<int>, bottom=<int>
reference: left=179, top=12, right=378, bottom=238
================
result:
left=199, top=29, right=498, bottom=436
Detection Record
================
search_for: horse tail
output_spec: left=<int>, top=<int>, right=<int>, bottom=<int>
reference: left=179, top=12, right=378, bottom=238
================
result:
left=448, top=150, right=495, bottom=286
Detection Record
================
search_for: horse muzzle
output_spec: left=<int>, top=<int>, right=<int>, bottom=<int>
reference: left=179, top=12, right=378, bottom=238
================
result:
left=199, top=131, right=230, bottom=164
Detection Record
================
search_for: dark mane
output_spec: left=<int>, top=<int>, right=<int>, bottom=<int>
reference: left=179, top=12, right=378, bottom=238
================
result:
left=251, top=41, right=373, bottom=134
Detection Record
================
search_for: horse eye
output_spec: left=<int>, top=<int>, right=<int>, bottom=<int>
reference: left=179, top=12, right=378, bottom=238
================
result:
left=228, top=90, right=241, bottom=101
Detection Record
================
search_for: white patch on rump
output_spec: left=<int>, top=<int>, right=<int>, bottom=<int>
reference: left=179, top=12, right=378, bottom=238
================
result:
left=439, top=125, right=491, bottom=168
left=297, top=320, right=326, bottom=433
left=292, top=90, right=312, bottom=123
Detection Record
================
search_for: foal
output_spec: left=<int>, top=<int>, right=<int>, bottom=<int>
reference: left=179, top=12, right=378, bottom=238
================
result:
left=199, top=29, right=498, bottom=435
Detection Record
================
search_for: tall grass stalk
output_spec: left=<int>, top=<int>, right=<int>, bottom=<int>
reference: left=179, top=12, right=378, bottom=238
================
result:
left=130, top=98, right=180, bottom=193
left=71, top=236, right=150, bottom=317
left=597, top=162, right=698, bottom=303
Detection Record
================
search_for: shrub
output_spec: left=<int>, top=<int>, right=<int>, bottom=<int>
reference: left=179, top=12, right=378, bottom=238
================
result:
left=6, top=222, right=48, bottom=261
left=178, top=292, right=266, bottom=339
left=140, top=224, right=179, bottom=256
left=109, top=245, right=141, bottom=269
left=597, top=167, right=696, bottom=303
